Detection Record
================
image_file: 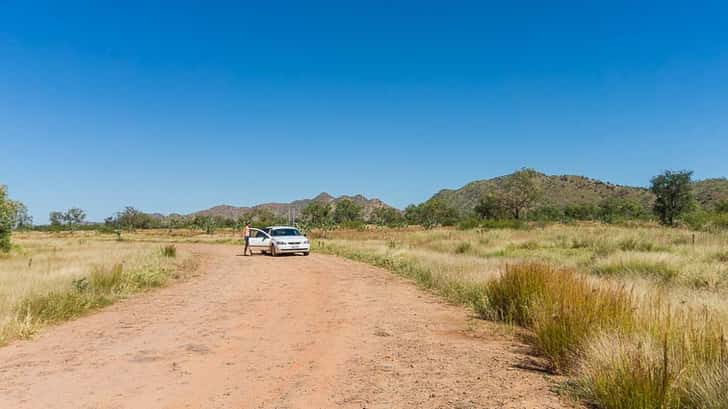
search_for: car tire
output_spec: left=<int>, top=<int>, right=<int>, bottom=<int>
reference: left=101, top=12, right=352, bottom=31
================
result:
left=303, top=251, right=310, bottom=256
left=270, top=245, right=278, bottom=257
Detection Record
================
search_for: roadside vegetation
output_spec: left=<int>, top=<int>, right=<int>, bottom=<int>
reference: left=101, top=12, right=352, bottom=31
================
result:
left=0, top=232, right=195, bottom=345
left=314, top=224, right=728, bottom=409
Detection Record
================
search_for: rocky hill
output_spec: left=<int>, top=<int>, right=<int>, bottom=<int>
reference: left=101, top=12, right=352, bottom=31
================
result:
left=191, top=192, right=393, bottom=220
left=430, top=171, right=728, bottom=213
left=693, top=178, right=728, bottom=208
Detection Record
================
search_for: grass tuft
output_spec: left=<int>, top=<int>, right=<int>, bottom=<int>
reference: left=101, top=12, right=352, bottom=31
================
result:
left=454, top=241, right=472, bottom=254
left=161, top=244, right=177, bottom=257
left=486, top=263, right=635, bottom=371
left=593, top=258, right=679, bottom=282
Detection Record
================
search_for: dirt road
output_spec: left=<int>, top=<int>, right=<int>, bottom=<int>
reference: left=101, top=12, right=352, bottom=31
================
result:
left=0, top=244, right=567, bottom=409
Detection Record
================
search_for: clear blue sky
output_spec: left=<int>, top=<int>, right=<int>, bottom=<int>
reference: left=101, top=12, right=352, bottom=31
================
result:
left=2, top=1, right=727, bottom=222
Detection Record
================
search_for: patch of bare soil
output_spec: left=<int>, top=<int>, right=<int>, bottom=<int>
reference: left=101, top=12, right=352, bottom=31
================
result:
left=0, top=244, right=569, bottom=408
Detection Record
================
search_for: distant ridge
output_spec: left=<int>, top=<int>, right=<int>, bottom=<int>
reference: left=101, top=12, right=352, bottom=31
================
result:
left=429, top=171, right=728, bottom=213
left=190, top=193, right=393, bottom=220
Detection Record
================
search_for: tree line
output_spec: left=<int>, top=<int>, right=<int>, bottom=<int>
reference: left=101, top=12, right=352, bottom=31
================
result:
left=2, top=169, right=728, bottom=253
left=461, top=168, right=727, bottom=230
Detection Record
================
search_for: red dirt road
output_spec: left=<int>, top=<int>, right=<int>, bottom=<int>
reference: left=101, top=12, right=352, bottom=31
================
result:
left=0, top=244, right=567, bottom=409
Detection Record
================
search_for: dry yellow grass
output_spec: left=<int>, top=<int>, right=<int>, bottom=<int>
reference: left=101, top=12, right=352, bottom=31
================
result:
left=0, top=231, right=194, bottom=344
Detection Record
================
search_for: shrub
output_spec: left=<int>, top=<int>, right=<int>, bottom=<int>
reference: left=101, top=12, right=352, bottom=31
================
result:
left=454, top=241, right=472, bottom=254
left=161, top=244, right=177, bottom=258
left=457, top=216, right=481, bottom=230
left=682, top=210, right=728, bottom=231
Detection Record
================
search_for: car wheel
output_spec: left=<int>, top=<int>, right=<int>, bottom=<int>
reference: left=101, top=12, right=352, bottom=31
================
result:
left=303, top=251, right=310, bottom=256
left=270, top=245, right=278, bottom=257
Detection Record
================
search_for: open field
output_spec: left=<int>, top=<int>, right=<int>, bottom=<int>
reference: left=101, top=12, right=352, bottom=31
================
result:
left=0, top=232, right=196, bottom=345
left=313, top=223, right=728, bottom=408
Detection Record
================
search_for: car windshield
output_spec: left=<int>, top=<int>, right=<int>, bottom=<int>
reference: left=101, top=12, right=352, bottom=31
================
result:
left=271, top=228, right=301, bottom=237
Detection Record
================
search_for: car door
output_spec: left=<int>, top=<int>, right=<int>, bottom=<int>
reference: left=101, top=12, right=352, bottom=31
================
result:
left=248, top=228, right=271, bottom=248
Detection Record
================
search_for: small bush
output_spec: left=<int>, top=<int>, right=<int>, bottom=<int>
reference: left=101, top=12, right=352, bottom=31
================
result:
left=457, top=216, right=481, bottom=230
left=161, top=244, right=177, bottom=257
left=683, top=211, right=728, bottom=232
left=454, top=241, right=472, bottom=254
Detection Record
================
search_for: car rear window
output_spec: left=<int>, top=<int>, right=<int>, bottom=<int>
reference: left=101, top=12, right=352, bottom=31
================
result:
left=271, top=228, right=301, bottom=236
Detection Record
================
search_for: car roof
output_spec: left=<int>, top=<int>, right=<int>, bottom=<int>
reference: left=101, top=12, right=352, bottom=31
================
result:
left=265, top=226, right=299, bottom=230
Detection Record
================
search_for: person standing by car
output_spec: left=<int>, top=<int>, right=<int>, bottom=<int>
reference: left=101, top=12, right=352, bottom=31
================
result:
left=242, top=223, right=252, bottom=256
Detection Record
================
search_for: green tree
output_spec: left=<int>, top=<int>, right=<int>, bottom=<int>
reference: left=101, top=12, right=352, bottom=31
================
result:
left=529, top=205, right=563, bottom=222
left=115, top=207, right=152, bottom=231
left=500, top=168, right=542, bottom=219
left=474, top=193, right=504, bottom=220
left=333, top=199, right=362, bottom=224
left=413, top=198, right=459, bottom=229
left=240, top=207, right=285, bottom=227
left=63, top=208, right=86, bottom=232
left=194, top=215, right=217, bottom=234
left=563, top=203, right=598, bottom=221
left=301, top=202, right=333, bottom=227
left=597, top=197, right=648, bottom=223
left=0, top=186, right=16, bottom=252
left=49, top=211, right=65, bottom=229
left=13, top=202, right=33, bottom=230
left=369, top=207, right=404, bottom=227
left=403, top=204, right=420, bottom=225
left=650, top=170, right=694, bottom=226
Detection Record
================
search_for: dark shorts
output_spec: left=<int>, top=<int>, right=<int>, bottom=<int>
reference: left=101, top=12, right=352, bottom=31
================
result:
left=244, top=237, right=250, bottom=245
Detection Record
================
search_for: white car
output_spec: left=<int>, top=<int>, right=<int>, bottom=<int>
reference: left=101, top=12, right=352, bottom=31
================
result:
left=247, top=226, right=310, bottom=256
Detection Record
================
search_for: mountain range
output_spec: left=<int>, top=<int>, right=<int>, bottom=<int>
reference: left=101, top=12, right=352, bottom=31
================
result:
left=189, top=192, right=391, bottom=220
left=175, top=171, right=728, bottom=219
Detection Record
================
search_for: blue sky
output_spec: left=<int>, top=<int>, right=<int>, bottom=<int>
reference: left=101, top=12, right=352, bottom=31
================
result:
left=2, top=1, right=727, bottom=222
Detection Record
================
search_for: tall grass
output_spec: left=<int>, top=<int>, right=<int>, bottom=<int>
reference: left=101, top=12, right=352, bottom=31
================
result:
left=486, top=263, right=636, bottom=371
left=314, top=224, right=728, bottom=408
left=0, top=235, right=194, bottom=345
